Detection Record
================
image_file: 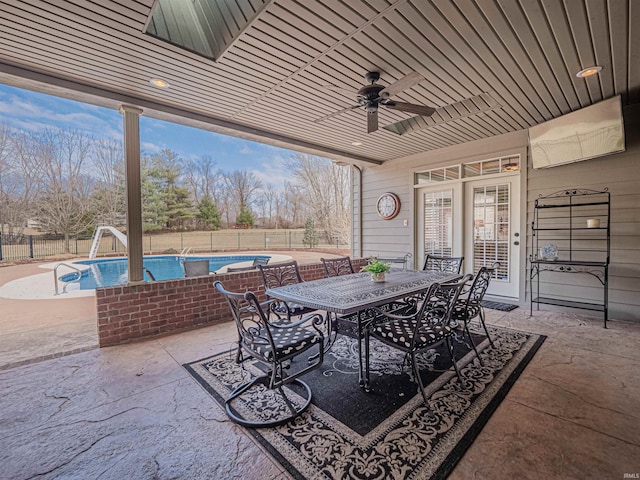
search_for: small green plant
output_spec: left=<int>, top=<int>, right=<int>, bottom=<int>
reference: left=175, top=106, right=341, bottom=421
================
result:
left=361, top=257, right=391, bottom=274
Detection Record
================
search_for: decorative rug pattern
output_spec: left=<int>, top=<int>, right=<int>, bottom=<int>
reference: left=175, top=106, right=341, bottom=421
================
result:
left=185, top=325, right=544, bottom=480
left=481, top=300, right=519, bottom=312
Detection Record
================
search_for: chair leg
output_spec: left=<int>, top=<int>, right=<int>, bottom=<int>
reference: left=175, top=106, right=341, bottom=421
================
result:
left=478, top=307, right=494, bottom=347
left=364, top=331, right=371, bottom=389
left=445, top=337, right=465, bottom=387
left=464, top=322, right=484, bottom=366
left=225, top=376, right=313, bottom=429
left=410, top=350, right=430, bottom=406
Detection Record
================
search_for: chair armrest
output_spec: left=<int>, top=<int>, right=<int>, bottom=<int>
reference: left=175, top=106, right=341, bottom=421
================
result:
left=268, top=311, right=326, bottom=329
left=368, top=306, right=415, bottom=328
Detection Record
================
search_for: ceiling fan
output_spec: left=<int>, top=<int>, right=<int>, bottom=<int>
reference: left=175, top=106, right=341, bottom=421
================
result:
left=315, top=71, right=436, bottom=133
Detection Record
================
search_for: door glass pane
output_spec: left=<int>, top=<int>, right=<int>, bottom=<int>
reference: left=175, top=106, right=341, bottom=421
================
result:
left=430, top=169, right=445, bottom=182
left=424, top=190, right=453, bottom=256
left=481, top=159, right=500, bottom=175
left=445, top=166, right=460, bottom=179
left=464, top=162, right=481, bottom=177
left=473, top=184, right=510, bottom=281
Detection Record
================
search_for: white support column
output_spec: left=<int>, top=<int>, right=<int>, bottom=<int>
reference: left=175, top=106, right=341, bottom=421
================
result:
left=119, top=105, right=145, bottom=284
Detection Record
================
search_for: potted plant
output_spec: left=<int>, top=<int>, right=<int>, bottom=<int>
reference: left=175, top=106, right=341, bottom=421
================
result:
left=361, top=257, right=391, bottom=283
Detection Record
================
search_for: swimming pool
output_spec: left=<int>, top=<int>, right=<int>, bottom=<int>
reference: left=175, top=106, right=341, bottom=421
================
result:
left=61, top=255, right=270, bottom=290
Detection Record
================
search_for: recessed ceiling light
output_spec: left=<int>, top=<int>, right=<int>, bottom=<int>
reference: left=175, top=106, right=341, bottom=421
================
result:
left=576, top=66, right=602, bottom=78
left=351, top=141, right=363, bottom=146
left=150, top=78, right=169, bottom=88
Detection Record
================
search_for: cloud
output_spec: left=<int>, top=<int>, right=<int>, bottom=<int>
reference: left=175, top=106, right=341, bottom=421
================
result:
left=141, top=141, right=162, bottom=153
left=251, top=155, right=295, bottom=189
left=0, top=86, right=121, bottom=138
left=239, top=145, right=254, bottom=155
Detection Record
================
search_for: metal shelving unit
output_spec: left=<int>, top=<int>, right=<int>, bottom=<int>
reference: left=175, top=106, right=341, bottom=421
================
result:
left=529, top=189, right=610, bottom=327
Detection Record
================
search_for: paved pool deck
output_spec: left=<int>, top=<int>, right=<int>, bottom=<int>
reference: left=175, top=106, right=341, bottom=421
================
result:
left=0, top=251, right=344, bottom=369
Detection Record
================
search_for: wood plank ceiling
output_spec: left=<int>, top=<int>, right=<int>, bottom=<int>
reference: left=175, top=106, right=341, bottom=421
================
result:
left=0, top=0, right=637, bottom=165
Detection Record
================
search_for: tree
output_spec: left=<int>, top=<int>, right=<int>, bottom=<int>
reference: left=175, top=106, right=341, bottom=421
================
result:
left=142, top=149, right=194, bottom=231
left=34, top=128, right=96, bottom=252
left=302, top=218, right=319, bottom=248
left=197, top=195, right=222, bottom=230
left=1, top=126, right=45, bottom=235
left=92, top=138, right=125, bottom=227
left=236, top=206, right=254, bottom=228
left=288, top=153, right=351, bottom=244
left=0, top=122, right=16, bottom=234
left=224, top=170, right=263, bottom=221
left=184, top=155, right=221, bottom=205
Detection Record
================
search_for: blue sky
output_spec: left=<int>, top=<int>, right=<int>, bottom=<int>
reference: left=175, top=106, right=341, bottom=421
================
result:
left=0, top=83, right=308, bottom=188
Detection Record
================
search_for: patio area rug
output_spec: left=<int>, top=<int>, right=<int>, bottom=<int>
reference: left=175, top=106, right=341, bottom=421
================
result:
left=185, top=325, right=545, bottom=479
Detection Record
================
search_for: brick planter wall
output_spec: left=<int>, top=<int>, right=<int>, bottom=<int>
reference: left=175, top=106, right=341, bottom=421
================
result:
left=96, top=258, right=369, bottom=347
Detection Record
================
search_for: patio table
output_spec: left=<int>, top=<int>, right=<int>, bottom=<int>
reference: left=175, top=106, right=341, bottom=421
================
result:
left=266, top=268, right=460, bottom=390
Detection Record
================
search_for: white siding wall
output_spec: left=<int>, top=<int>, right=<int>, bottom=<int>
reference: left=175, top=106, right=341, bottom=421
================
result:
left=358, top=104, right=640, bottom=321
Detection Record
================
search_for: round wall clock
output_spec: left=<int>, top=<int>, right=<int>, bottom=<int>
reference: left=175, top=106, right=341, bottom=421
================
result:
left=376, top=192, right=401, bottom=220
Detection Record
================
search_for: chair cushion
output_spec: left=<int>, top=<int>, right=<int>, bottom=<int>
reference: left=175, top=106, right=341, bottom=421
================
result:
left=450, top=301, right=481, bottom=322
left=372, top=318, right=452, bottom=350
left=252, top=325, right=322, bottom=361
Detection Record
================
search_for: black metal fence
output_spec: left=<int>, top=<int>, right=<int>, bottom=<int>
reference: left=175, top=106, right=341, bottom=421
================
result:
left=0, top=233, right=95, bottom=261
left=0, top=230, right=347, bottom=262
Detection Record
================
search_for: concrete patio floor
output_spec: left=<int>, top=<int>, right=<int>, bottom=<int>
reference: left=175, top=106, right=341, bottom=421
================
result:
left=0, top=250, right=345, bottom=370
left=1, top=307, right=638, bottom=479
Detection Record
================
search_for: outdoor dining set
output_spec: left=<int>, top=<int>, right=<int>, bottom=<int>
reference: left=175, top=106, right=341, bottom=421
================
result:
left=214, top=255, right=498, bottom=428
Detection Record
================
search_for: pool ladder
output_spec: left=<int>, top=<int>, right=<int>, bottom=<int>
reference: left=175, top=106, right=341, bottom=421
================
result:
left=179, top=247, right=192, bottom=260
left=54, top=263, right=82, bottom=295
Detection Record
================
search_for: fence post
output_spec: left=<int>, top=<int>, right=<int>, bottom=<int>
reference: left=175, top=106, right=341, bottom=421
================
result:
left=289, top=231, right=292, bottom=248
left=0, top=232, right=2, bottom=261
left=181, top=233, right=184, bottom=250
left=210, top=232, right=213, bottom=252
left=75, top=235, right=79, bottom=254
left=29, top=235, right=34, bottom=258
left=237, top=231, right=240, bottom=249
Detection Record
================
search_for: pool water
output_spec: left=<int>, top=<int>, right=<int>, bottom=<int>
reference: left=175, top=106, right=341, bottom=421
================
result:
left=62, top=255, right=269, bottom=290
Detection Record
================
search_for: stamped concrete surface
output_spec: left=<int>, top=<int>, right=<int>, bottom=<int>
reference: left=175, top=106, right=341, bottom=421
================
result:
left=0, top=308, right=638, bottom=479
left=0, top=250, right=344, bottom=370
left=0, top=262, right=98, bottom=370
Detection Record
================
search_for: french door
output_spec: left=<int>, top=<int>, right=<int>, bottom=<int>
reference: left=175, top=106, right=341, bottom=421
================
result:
left=464, top=177, right=520, bottom=298
left=418, top=175, right=520, bottom=299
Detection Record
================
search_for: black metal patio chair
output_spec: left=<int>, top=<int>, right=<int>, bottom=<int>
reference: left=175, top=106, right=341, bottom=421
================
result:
left=375, top=252, right=412, bottom=269
left=258, top=260, right=316, bottom=321
left=226, top=257, right=270, bottom=273
left=450, top=263, right=499, bottom=364
left=364, top=275, right=471, bottom=407
left=320, top=256, right=355, bottom=277
left=214, top=281, right=324, bottom=428
left=422, top=254, right=464, bottom=274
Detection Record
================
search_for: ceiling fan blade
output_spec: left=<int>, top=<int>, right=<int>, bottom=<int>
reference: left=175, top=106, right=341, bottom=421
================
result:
left=383, top=93, right=500, bottom=135
left=385, top=101, right=436, bottom=117
left=367, top=110, right=378, bottom=133
left=378, top=72, right=424, bottom=98
left=315, top=104, right=361, bottom=123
